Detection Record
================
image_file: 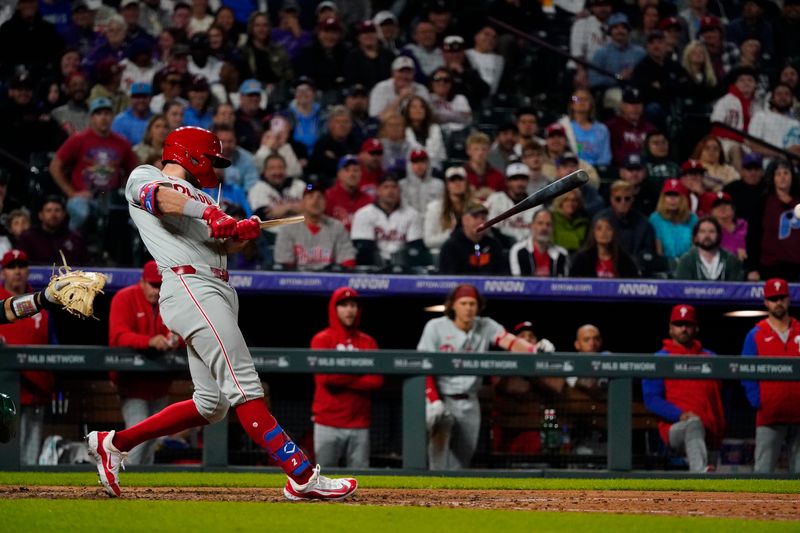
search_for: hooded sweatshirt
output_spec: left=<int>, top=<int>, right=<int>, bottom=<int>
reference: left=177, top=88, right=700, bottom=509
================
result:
left=311, top=287, right=383, bottom=428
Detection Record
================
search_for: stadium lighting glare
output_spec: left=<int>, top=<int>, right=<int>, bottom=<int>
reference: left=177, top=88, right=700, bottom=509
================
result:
left=425, top=305, right=446, bottom=313
left=724, top=310, right=769, bottom=318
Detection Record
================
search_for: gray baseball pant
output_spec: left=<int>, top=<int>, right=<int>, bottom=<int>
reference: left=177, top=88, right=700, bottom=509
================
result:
left=120, top=397, right=171, bottom=465
left=754, top=425, right=800, bottom=474
left=427, top=395, right=481, bottom=470
left=19, top=405, right=44, bottom=465
left=669, top=417, right=708, bottom=473
left=313, top=423, right=370, bottom=468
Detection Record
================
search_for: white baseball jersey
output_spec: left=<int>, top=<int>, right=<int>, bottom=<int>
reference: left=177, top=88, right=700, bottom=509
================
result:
left=125, top=164, right=227, bottom=270
left=748, top=109, right=800, bottom=150
left=417, top=315, right=506, bottom=395
left=485, top=190, right=534, bottom=243
left=350, top=203, right=423, bottom=261
left=247, top=177, right=307, bottom=233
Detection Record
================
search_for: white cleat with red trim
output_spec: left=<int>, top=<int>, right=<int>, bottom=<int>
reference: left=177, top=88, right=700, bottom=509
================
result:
left=283, top=464, right=357, bottom=501
left=86, top=430, right=128, bottom=497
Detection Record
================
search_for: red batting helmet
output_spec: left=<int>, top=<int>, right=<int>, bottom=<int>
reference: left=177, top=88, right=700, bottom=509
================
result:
left=162, top=126, right=231, bottom=188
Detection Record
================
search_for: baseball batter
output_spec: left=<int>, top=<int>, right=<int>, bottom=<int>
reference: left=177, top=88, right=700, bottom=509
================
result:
left=86, top=126, right=357, bottom=501
left=418, top=284, right=537, bottom=470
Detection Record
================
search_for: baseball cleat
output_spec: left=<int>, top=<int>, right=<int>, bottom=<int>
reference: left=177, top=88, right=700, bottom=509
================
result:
left=283, top=464, right=358, bottom=501
left=86, top=430, right=127, bottom=497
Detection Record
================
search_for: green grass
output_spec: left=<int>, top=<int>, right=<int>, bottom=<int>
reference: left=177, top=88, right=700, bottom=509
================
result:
left=0, top=472, right=798, bottom=493
left=2, top=500, right=797, bottom=533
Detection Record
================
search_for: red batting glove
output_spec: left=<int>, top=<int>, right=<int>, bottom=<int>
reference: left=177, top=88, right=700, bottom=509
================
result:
left=202, top=206, right=237, bottom=238
left=234, top=216, right=261, bottom=241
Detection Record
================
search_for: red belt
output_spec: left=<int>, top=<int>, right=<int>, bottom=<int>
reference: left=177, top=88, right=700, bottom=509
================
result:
left=171, top=265, right=229, bottom=282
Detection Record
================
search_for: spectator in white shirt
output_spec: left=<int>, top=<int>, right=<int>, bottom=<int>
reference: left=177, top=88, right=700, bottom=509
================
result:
left=402, top=95, right=446, bottom=171
left=369, top=56, right=431, bottom=121
left=465, top=24, right=505, bottom=95
left=401, top=20, right=445, bottom=79
left=248, top=153, right=306, bottom=229
left=401, top=149, right=444, bottom=215
left=748, top=83, right=800, bottom=159
left=486, top=162, right=534, bottom=243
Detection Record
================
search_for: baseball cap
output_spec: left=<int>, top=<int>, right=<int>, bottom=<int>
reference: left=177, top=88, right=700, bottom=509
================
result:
left=392, top=56, right=415, bottom=71
left=357, top=19, right=376, bottom=34
left=409, top=149, right=428, bottom=162
left=303, top=182, right=322, bottom=196
left=96, top=58, right=124, bottom=80
left=338, top=154, right=359, bottom=171
left=464, top=201, right=489, bottom=216
left=9, top=72, right=33, bottom=90
left=361, top=138, right=383, bottom=154
left=318, top=17, right=342, bottom=32
left=742, top=153, right=763, bottom=169
left=189, top=32, right=209, bottom=49
left=445, top=166, right=467, bottom=180
left=646, top=29, right=665, bottom=42
left=622, top=87, right=643, bottom=104
left=130, top=82, right=152, bottom=96
left=545, top=123, right=566, bottom=137
left=506, top=162, right=530, bottom=179
left=681, top=159, right=705, bottom=175
left=513, top=321, right=535, bottom=335
left=89, top=96, right=113, bottom=114
left=142, top=260, right=162, bottom=283
left=72, top=0, right=90, bottom=12
left=658, top=16, right=681, bottom=30
left=497, top=122, right=519, bottom=134
left=374, top=10, right=397, bottom=26
left=764, top=278, right=790, bottom=299
left=442, top=35, right=465, bottom=52
left=1, top=250, right=28, bottom=269
left=699, top=191, right=732, bottom=213
left=343, top=83, right=367, bottom=97
left=608, top=13, right=630, bottom=29
left=188, top=75, right=209, bottom=92
left=315, top=0, right=337, bottom=14
left=662, top=178, right=689, bottom=197
left=670, top=304, right=697, bottom=324
left=239, top=78, right=263, bottom=95
left=293, top=75, right=315, bottom=90
left=623, top=153, right=644, bottom=169
left=699, top=16, right=722, bottom=33
left=557, top=151, right=579, bottom=165
left=280, top=0, right=299, bottom=11
left=377, top=172, right=400, bottom=185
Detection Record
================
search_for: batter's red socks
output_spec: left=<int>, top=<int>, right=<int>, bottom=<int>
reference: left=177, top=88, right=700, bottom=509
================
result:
left=235, top=399, right=313, bottom=484
left=113, top=399, right=208, bottom=452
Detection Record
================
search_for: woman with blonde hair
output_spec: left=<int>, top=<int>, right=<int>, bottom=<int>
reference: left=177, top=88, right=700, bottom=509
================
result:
left=649, top=179, right=698, bottom=258
left=691, top=134, right=740, bottom=191
left=423, top=167, right=473, bottom=255
left=682, top=41, right=717, bottom=88
left=133, top=114, right=168, bottom=164
left=552, top=188, right=588, bottom=253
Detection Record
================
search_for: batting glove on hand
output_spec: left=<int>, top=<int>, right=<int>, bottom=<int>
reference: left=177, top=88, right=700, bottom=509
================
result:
left=535, top=338, right=556, bottom=353
left=202, top=206, right=237, bottom=239
left=234, top=216, right=261, bottom=241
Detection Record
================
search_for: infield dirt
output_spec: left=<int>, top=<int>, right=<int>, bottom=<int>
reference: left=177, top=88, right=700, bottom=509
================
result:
left=2, top=486, right=798, bottom=520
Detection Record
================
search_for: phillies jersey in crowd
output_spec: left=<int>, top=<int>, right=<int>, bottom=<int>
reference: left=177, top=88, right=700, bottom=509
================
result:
left=485, top=190, right=534, bottom=243
left=417, top=315, right=506, bottom=395
left=350, top=202, right=423, bottom=261
left=310, top=288, right=383, bottom=429
left=247, top=177, right=307, bottom=229
left=0, top=286, right=52, bottom=406
left=55, top=127, right=139, bottom=193
left=273, top=216, right=356, bottom=270
left=742, top=318, right=800, bottom=427
left=324, top=181, right=372, bottom=232
left=643, top=339, right=726, bottom=446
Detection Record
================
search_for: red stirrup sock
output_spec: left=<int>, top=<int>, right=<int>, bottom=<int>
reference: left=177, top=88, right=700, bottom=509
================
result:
left=235, top=399, right=313, bottom=484
left=113, top=399, right=209, bottom=452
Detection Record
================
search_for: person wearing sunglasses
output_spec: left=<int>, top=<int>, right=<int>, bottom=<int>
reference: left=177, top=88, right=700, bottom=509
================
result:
left=594, top=179, right=655, bottom=263
left=108, top=260, right=181, bottom=466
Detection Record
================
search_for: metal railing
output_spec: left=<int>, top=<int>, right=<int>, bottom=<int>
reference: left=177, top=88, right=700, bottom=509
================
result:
left=1, top=346, right=798, bottom=472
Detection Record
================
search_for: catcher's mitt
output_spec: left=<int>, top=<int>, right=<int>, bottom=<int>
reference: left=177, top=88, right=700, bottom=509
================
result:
left=47, top=252, right=107, bottom=319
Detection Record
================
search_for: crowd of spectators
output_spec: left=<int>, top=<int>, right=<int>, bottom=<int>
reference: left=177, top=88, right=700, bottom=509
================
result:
left=3, top=0, right=800, bottom=280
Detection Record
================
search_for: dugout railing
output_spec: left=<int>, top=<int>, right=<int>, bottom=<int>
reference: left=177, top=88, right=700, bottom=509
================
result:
left=0, top=346, right=798, bottom=473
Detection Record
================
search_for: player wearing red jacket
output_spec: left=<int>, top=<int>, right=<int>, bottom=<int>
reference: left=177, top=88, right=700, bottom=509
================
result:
left=108, top=261, right=180, bottom=465
left=742, top=278, right=800, bottom=473
left=642, top=304, right=725, bottom=473
left=0, top=250, right=52, bottom=465
left=310, top=287, right=383, bottom=467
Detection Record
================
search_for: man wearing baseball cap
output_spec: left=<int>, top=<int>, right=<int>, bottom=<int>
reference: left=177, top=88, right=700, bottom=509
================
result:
left=441, top=34, right=490, bottom=107
left=324, top=155, right=371, bottom=232
left=400, top=149, right=444, bottom=215
left=588, top=13, right=645, bottom=90
left=344, top=19, right=394, bottom=91
left=643, top=304, right=725, bottom=473
left=403, top=20, right=444, bottom=78
left=606, top=87, right=655, bottom=167
left=294, top=17, right=347, bottom=92
left=356, top=138, right=386, bottom=196
left=109, top=260, right=180, bottom=465
left=111, top=82, right=153, bottom=145
left=49, top=95, right=140, bottom=231
left=438, top=201, right=508, bottom=274
left=368, top=54, right=431, bottom=119
left=742, top=279, right=800, bottom=473
left=723, top=153, right=763, bottom=222
left=570, top=0, right=613, bottom=65
left=485, top=161, right=533, bottom=243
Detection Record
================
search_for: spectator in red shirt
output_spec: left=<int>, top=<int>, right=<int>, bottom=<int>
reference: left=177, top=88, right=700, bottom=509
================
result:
left=605, top=87, right=655, bottom=167
left=0, top=250, right=52, bottom=464
left=357, top=137, right=385, bottom=197
left=48, top=97, right=139, bottom=232
left=324, top=155, right=372, bottom=231
left=108, top=260, right=180, bottom=465
left=310, top=288, right=383, bottom=467
left=19, top=196, right=89, bottom=266
left=463, top=131, right=505, bottom=201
